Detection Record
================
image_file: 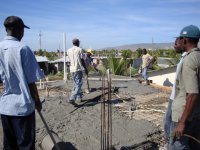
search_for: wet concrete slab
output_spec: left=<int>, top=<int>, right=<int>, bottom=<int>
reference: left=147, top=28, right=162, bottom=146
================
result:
left=0, top=77, right=165, bottom=150
left=82, top=89, right=103, bottom=101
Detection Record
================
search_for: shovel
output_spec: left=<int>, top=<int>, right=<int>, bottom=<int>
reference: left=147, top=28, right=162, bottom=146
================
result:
left=38, top=108, right=61, bottom=150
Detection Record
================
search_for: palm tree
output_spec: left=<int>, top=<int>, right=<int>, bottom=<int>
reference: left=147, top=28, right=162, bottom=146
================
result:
left=121, top=49, right=132, bottom=59
left=106, top=57, right=127, bottom=75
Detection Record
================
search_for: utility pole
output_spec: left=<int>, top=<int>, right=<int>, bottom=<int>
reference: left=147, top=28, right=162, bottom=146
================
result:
left=152, top=37, right=154, bottom=45
left=152, top=37, right=154, bottom=52
left=63, top=32, right=67, bottom=82
left=39, top=30, right=42, bottom=50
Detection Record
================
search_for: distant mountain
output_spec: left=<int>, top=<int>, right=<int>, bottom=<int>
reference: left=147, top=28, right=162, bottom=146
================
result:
left=99, top=42, right=175, bottom=51
left=99, top=42, right=200, bottom=51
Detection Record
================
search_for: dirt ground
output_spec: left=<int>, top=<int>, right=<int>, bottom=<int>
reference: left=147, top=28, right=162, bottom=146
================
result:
left=0, top=77, right=170, bottom=150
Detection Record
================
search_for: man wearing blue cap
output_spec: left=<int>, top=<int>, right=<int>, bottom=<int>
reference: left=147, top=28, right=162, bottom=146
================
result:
left=0, top=16, right=44, bottom=149
left=169, top=25, right=200, bottom=149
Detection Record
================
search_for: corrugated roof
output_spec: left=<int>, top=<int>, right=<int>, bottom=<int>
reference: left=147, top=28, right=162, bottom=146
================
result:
left=35, top=56, right=49, bottom=62
left=50, top=56, right=70, bottom=63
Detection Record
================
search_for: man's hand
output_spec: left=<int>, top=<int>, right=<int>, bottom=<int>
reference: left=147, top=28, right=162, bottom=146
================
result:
left=174, top=122, right=185, bottom=138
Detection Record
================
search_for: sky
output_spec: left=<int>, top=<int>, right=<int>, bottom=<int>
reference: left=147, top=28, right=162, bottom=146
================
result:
left=0, top=0, right=200, bottom=51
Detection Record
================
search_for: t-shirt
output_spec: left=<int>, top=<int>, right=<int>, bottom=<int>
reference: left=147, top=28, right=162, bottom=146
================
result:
left=172, top=48, right=200, bottom=122
left=142, top=53, right=153, bottom=68
left=67, top=46, right=84, bottom=73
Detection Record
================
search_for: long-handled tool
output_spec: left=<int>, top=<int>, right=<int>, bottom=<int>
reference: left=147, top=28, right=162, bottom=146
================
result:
left=38, top=110, right=60, bottom=150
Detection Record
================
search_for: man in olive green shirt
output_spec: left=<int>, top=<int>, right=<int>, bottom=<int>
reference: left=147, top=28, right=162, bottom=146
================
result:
left=170, top=25, right=200, bottom=150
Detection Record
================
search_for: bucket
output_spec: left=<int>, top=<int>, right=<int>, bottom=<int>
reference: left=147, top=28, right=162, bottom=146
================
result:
left=39, top=131, right=67, bottom=150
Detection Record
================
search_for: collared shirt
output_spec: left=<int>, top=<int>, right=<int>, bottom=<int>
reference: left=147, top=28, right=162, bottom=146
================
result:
left=67, top=46, right=84, bottom=73
left=0, top=36, right=44, bottom=116
left=170, top=52, right=187, bottom=100
left=172, top=48, right=200, bottom=122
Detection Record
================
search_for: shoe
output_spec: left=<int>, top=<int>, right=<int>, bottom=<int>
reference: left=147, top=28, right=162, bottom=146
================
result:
left=145, top=80, right=150, bottom=85
left=76, top=97, right=83, bottom=103
left=68, top=99, right=75, bottom=103
left=85, top=89, right=90, bottom=94
left=68, top=99, right=78, bottom=106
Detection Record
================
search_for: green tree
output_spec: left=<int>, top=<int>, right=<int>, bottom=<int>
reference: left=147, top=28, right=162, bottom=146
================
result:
left=135, top=48, right=143, bottom=58
left=121, top=49, right=132, bottom=59
left=37, top=49, right=44, bottom=56
left=106, top=57, right=126, bottom=75
left=105, top=57, right=133, bottom=76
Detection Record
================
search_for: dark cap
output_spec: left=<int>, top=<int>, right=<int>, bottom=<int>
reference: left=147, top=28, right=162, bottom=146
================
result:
left=178, top=25, right=200, bottom=39
left=4, top=16, right=30, bottom=29
left=72, top=38, right=80, bottom=44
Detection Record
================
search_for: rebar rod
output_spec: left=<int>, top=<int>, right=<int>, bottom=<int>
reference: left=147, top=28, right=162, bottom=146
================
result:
left=101, top=74, right=106, bottom=150
left=101, top=69, right=112, bottom=150
left=107, top=70, right=110, bottom=150
left=103, top=75, right=107, bottom=150
left=101, top=75, right=103, bottom=150
left=107, top=70, right=112, bottom=150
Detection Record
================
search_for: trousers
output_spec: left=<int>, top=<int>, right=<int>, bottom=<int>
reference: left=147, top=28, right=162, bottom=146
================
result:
left=1, top=111, right=35, bottom=150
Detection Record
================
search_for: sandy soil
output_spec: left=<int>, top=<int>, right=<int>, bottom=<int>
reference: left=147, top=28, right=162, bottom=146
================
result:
left=0, top=78, right=170, bottom=150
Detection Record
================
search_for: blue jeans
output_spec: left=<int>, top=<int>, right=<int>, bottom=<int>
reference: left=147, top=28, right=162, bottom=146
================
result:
left=164, top=99, right=173, bottom=143
left=169, top=119, right=200, bottom=150
left=142, top=67, right=148, bottom=80
left=70, top=71, right=83, bottom=100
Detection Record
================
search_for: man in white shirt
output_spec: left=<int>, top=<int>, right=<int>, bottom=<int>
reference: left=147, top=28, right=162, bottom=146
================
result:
left=67, top=38, right=87, bottom=103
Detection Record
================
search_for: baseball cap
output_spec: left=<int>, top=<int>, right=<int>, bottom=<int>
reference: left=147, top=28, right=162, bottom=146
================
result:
left=87, top=49, right=93, bottom=55
left=178, top=25, right=200, bottom=39
left=4, top=16, right=30, bottom=29
left=72, top=38, right=80, bottom=44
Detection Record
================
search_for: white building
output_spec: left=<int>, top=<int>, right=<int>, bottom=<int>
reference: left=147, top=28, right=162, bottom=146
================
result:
left=49, top=56, right=70, bottom=74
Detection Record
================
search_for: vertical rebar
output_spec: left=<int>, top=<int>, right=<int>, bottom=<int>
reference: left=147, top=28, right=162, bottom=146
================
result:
left=101, top=69, right=112, bottom=150
left=103, top=75, right=107, bottom=150
left=107, top=69, right=112, bottom=150
left=101, top=75, right=103, bottom=150
left=107, top=69, right=110, bottom=150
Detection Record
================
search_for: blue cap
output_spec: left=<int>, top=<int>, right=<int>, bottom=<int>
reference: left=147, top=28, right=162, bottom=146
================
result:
left=179, top=25, right=200, bottom=39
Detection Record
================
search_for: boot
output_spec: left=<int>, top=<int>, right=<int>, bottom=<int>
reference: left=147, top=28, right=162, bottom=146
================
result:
left=145, top=80, right=150, bottom=85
